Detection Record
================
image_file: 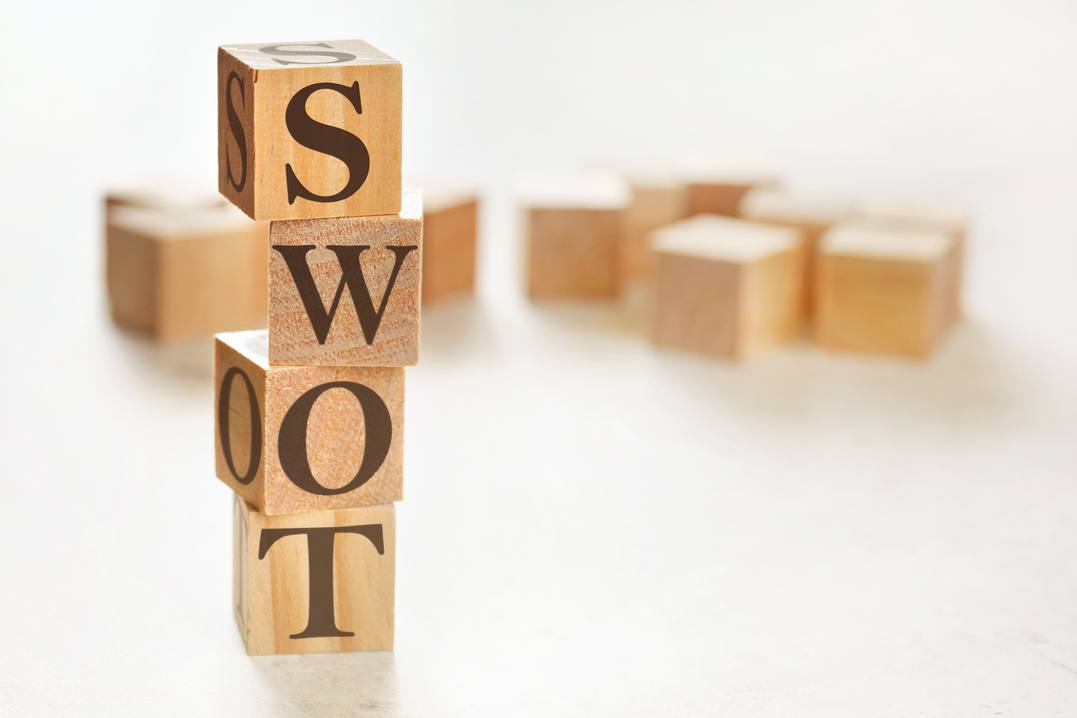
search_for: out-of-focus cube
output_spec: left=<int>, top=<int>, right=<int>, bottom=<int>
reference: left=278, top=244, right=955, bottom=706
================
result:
left=520, top=173, right=630, bottom=299
left=815, top=225, right=957, bottom=358
left=621, top=170, right=688, bottom=282
left=218, top=39, right=402, bottom=221
left=738, top=189, right=858, bottom=309
left=421, top=187, right=479, bottom=305
left=651, top=216, right=805, bottom=361
left=683, top=165, right=782, bottom=217
left=851, top=199, right=968, bottom=328
left=105, top=180, right=226, bottom=219
left=106, top=203, right=268, bottom=342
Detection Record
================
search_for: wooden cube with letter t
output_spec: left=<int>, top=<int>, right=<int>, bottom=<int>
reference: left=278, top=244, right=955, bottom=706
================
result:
left=215, top=329, right=405, bottom=515
left=234, top=496, right=395, bottom=655
left=268, top=189, right=422, bottom=366
left=218, top=39, right=402, bottom=221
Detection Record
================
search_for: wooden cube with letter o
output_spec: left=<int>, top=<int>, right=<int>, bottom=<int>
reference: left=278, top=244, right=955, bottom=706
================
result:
left=214, top=329, right=404, bottom=516
left=218, top=39, right=402, bottom=221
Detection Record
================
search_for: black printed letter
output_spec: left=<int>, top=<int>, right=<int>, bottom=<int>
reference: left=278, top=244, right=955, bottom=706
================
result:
left=284, top=82, right=369, bottom=205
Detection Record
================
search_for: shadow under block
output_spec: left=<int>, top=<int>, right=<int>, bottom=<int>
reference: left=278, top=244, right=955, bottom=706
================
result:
left=218, top=40, right=402, bottom=221
left=106, top=205, right=268, bottom=342
left=268, top=190, right=422, bottom=367
left=421, top=188, right=479, bottom=305
left=622, top=173, right=688, bottom=282
left=683, top=167, right=781, bottom=218
left=651, top=215, right=805, bottom=360
left=234, top=496, right=395, bottom=655
left=814, top=225, right=956, bottom=358
left=851, top=199, right=968, bottom=329
left=215, top=330, right=404, bottom=515
left=520, top=173, right=630, bottom=299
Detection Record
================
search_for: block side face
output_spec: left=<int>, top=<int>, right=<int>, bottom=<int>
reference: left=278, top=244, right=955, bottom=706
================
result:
left=215, top=337, right=269, bottom=510
left=651, top=252, right=740, bottom=358
left=243, top=503, right=395, bottom=655
left=251, top=62, right=402, bottom=221
left=262, top=366, right=405, bottom=515
left=268, top=207, right=421, bottom=366
left=686, top=182, right=758, bottom=217
left=739, top=248, right=804, bottom=360
left=233, top=495, right=251, bottom=649
left=527, top=208, right=621, bottom=299
left=814, top=254, right=937, bottom=357
left=421, top=199, right=478, bottom=304
left=106, top=225, right=157, bottom=335
left=624, top=187, right=687, bottom=282
left=218, top=49, right=257, bottom=219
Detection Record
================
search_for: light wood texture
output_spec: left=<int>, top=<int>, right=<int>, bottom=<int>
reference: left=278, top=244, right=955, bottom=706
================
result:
left=234, top=496, right=395, bottom=655
left=520, top=173, right=630, bottom=299
left=268, top=190, right=422, bottom=367
left=105, top=180, right=226, bottom=218
left=651, top=215, right=805, bottom=360
left=621, top=171, right=688, bottom=282
left=218, top=40, right=402, bottom=221
left=851, top=199, right=968, bottom=328
left=815, top=225, right=956, bottom=358
left=105, top=204, right=268, bottom=342
left=421, top=187, right=479, bottom=305
left=215, top=329, right=405, bottom=515
left=683, top=166, right=782, bottom=217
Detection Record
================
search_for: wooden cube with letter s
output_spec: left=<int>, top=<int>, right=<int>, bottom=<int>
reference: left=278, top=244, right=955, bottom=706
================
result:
left=218, top=39, right=402, bottom=221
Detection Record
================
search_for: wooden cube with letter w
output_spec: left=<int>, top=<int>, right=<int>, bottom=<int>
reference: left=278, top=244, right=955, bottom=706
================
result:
left=269, top=189, right=422, bottom=366
left=218, top=39, right=402, bottom=221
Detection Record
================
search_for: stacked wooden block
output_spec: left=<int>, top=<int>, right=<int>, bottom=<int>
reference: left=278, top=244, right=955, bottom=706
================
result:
left=522, top=167, right=968, bottom=361
left=214, top=40, right=418, bottom=655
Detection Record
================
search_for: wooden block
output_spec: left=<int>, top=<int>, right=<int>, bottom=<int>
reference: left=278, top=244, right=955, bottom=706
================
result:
left=268, top=189, right=422, bottom=367
left=215, top=329, right=404, bottom=515
left=420, top=187, right=479, bottom=305
left=683, top=166, right=782, bottom=217
left=106, top=204, right=268, bottom=342
left=738, top=189, right=858, bottom=309
left=651, top=216, right=805, bottom=360
left=621, top=171, right=688, bottom=282
left=105, top=180, right=226, bottom=219
left=234, top=496, right=394, bottom=655
left=815, top=225, right=956, bottom=358
left=520, top=173, right=630, bottom=299
left=218, top=40, right=402, bottom=221
left=851, top=199, right=968, bottom=328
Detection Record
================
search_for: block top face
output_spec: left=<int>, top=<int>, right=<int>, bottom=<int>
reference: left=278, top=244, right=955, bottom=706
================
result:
left=218, top=329, right=270, bottom=369
left=678, top=162, right=783, bottom=187
left=420, top=185, right=479, bottom=213
left=855, top=198, right=968, bottom=235
left=221, top=39, right=399, bottom=71
left=740, top=189, right=856, bottom=225
left=517, top=172, right=631, bottom=209
left=106, top=179, right=226, bottom=214
left=821, top=224, right=955, bottom=261
left=652, top=215, right=801, bottom=263
left=108, top=204, right=257, bottom=240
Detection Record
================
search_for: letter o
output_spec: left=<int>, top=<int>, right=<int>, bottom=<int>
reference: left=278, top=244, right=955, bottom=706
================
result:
left=218, top=367, right=262, bottom=485
left=277, top=381, right=392, bottom=495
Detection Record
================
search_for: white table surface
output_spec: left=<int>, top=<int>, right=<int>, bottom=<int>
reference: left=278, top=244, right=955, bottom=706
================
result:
left=2, top=0, right=1076, bottom=715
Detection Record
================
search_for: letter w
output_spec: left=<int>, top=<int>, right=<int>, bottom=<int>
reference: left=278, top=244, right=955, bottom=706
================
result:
left=272, top=244, right=418, bottom=345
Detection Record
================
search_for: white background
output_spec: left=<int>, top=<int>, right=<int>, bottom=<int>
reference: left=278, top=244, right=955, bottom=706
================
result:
left=2, top=0, right=1077, bottom=715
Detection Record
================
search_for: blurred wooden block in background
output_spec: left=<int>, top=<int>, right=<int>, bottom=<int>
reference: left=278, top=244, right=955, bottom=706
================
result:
left=738, top=189, right=858, bottom=309
left=105, top=180, right=226, bottom=218
left=683, top=165, right=782, bottom=217
left=218, top=40, right=402, bottom=221
left=851, top=199, right=968, bottom=328
left=621, top=170, right=688, bottom=283
left=815, top=225, right=956, bottom=358
left=421, top=187, right=479, bottom=306
left=520, top=172, right=630, bottom=299
left=651, top=216, right=804, bottom=361
left=106, top=204, right=268, bottom=343
left=234, top=496, right=394, bottom=655
left=215, top=330, right=405, bottom=516
left=268, top=190, right=422, bottom=367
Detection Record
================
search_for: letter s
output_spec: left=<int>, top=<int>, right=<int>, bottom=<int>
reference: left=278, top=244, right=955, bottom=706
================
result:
left=225, top=71, right=248, bottom=193
left=284, top=82, right=370, bottom=205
